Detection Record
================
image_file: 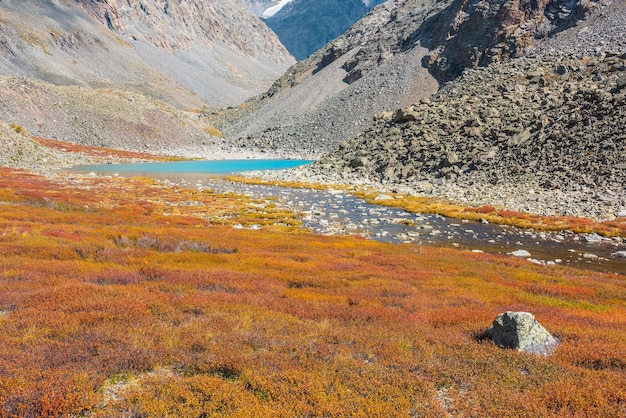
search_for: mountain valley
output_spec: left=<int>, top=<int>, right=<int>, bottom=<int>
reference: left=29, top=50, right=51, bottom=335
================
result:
left=0, top=1, right=625, bottom=416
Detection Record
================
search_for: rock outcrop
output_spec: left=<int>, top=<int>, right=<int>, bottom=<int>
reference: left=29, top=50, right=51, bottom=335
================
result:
left=420, top=0, right=603, bottom=82
left=483, top=312, right=559, bottom=355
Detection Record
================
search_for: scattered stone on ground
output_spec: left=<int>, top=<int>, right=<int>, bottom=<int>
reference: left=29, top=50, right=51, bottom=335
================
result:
left=483, top=311, right=560, bottom=356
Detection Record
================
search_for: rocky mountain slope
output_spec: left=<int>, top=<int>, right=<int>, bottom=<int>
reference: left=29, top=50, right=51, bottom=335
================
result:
left=0, top=0, right=294, bottom=108
left=240, top=0, right=625, bottom=220
left=214, top=0, right=603, bottom=157
left=0, top=76, right=237, bottom=157
left=313, top=52, right=626, bottom=219
left=263, top=0, right=387, bottom=61
left=0, top=121, right=75, bottom=170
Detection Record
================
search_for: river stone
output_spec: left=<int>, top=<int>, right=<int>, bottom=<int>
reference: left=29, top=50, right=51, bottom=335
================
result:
left=509, top=249, right=531, bottom=257
left=485, top=311, right=559, bottom=355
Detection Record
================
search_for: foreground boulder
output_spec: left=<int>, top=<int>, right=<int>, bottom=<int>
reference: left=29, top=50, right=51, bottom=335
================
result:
left=484, top=311, right=559, bottom=355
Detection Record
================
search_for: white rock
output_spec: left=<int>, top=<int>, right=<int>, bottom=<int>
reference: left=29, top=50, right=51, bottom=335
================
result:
left=584, top=233, right=604, bottom=243
left=509, top=249, right=532, bottom=258
left=484, top=311, right=559, bottom=355
left=374, top=194, right=393, bottom=201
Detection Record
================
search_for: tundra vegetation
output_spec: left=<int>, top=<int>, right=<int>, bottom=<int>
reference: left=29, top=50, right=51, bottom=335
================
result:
left=0, top=167, right=624, bottom=417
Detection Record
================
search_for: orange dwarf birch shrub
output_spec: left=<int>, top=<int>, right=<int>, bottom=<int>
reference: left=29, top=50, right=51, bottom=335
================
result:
left=0, top=169, right=624, bottom=416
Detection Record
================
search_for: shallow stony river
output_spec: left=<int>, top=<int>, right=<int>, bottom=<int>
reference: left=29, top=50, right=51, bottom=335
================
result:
left=70, top=167, right=626, bottom=275
left=167, top=175, right=626, bottom=275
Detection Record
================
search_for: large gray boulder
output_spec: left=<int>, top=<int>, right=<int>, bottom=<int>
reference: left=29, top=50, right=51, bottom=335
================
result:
left=484, top=311, right=559, bottom=355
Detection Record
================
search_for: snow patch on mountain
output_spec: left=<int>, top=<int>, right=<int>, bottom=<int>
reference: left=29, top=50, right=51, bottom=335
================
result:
left=263, top=0, right=295, bottom=17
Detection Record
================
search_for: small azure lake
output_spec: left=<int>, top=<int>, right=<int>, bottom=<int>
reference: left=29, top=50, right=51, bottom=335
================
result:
left=70, top=159, right=313, bottom=176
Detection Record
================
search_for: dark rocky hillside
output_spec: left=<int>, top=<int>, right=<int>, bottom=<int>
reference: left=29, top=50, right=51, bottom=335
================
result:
left=320, top=53, right=626, bottom=197
left=215, top=0, right=605, bottom=156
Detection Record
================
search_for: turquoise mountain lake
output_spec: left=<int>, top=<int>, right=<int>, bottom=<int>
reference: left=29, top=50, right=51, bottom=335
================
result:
left=70, top=159, right=313, bottom=176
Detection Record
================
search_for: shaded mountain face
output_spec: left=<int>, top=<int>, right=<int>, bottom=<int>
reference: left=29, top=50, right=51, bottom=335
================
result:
left=263, top=0, right=387, bottom=61
left=0, top=0, right=294, bottom=108
left=245, top=0, right=282, bottom=16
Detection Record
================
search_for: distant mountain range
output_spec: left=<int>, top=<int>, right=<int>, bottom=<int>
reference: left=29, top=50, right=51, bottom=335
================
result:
left=262, top=0, right=387, bottom=60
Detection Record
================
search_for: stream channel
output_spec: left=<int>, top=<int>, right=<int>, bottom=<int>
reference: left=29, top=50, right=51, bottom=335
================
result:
left=69, top=161, right=626, bottom=275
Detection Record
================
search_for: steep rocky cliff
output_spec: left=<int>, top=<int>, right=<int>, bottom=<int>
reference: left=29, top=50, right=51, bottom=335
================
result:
left=0, top=0, right=294, bottom=108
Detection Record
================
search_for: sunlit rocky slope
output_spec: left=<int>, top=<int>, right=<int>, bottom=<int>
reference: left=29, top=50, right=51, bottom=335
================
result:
left=225, top=0, right=626, bottom=220
left=0, top=0, right=294, bottom=108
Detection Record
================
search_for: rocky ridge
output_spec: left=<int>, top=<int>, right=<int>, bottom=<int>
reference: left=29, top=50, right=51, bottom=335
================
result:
left=215, top=0, right=605, bottom=156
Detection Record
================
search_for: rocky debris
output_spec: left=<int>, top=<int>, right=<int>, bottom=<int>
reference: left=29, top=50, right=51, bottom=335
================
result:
left=313, top=53, right=626, bottom=220
left=214, top=0, right=613, bottom=157
left=0, top=77, right=223, bottom=156
left=483, top=312, right=559, bottom=355
left=0, top=121, right=93, bottom=170
left=535, top=0, right=626, bottom=57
